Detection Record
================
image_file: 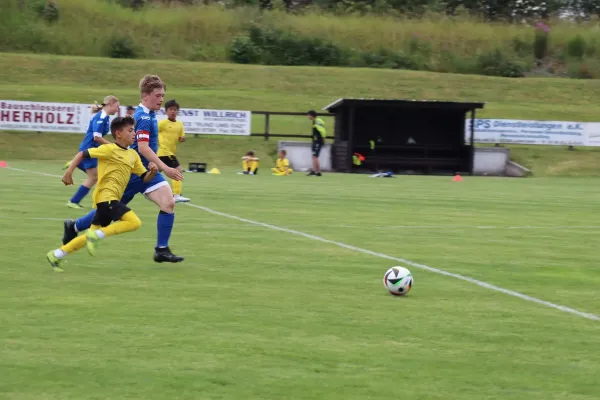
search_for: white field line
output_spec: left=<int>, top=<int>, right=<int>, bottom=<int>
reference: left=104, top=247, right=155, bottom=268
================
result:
left=4, top=166, right=600, bottom=321
left=184, top=203, right=600, bottom=322
left=1, top=214, right=599, bottom=231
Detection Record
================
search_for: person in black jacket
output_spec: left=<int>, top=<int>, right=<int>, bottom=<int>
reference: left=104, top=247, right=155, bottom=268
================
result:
left=306, top=110, right=326, bottom=176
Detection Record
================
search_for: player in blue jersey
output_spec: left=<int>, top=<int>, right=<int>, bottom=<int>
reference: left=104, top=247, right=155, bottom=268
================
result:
left=65, top=96, right=120, bottom=209
left=61, top=75, right=185, bottom=263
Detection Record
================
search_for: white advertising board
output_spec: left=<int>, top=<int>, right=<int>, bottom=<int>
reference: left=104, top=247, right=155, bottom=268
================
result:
left=0, top=100, right=86, bottom=133
left=465, top=119, right=587, bottom=146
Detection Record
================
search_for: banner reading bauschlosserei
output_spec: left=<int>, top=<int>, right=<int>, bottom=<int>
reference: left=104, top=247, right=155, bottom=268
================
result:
left=465, top=118, right=587, bottom=146
left=0, top=100, right=86, bottom=133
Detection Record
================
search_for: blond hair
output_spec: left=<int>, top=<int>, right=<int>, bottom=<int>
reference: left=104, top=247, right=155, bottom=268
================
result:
left=139, top=74, right=166, bottom=95
left=90, top=95, right=119, bottom=113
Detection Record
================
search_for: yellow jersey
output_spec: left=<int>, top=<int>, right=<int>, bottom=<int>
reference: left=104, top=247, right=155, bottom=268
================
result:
left=158, top=119, right=185, bottom=157
left=275, top=157, right=290, bottom=171
left=87, top=144, right=147, bottom=205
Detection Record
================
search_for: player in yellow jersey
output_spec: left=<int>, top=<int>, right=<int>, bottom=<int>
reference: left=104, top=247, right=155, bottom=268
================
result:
left=239, top=151, right=259, bottom=175
left=46, top=116, right=158, bottom=272
left=271, top=150, right=292, bottom=176
left=158, top=99, right=190, bottom=203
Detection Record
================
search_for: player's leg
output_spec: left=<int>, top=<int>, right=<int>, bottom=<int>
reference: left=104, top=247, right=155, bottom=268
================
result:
left=311, top=144, right=322, bottom=176
left=67, top=160, right=97, bottom=208
left=62, top=175, right=139, bottom=245
left=240, top=159, right=250, bottom=174
left=86, top=206, right=141, bottom=256
left=142, top=174, right=183, bottom=263
left=48, top=203, right=105, bottom=270
left=249, top=161, right=258, bottom=175
left=171, top=157, right=189, bottom=203
left=46, top=234, right=87, bottom=272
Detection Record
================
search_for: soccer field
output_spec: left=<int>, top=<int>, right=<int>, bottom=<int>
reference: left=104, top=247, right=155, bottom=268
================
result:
left=1, top=162, right=599, bottom=400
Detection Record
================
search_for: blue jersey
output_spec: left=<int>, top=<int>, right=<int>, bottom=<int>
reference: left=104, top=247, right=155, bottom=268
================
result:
left=131, top=105, right=159, bottom=167
left=79, top=111, right=110, bottom=151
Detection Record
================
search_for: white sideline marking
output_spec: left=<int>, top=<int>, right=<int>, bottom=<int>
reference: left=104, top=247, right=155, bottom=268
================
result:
left=337, top=224, right=600, bottom=230
left=2, top=213, right=598, bottom=231
left=4, top=167, right=599, bottom=321
left=183, top=207, right=600, bottom=322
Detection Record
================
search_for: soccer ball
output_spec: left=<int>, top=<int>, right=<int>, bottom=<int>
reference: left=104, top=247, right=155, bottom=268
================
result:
left=383, top=266, right=413, bottom=296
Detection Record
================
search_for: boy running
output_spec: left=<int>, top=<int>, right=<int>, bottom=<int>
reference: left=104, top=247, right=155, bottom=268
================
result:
left=47, top=116, right=158, bottom=272
left=158, top=99, right=190, bottom=203
left=65, top=96, right=120, bottom=209
left=61, top=75, right=185, bottom=263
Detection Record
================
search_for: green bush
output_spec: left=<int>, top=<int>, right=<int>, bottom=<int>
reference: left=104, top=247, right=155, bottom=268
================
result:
left=233, top=25, right=348, bottom=67
left=107, top=35, right=137, bottom=59
left=512, top=36, right=532, bottom=58
left=119, top=0, right=147, bottom=9
left=229, top=36, right=261, bottom=64
left=42, top=1, right=60, bottom=23
left=568, top=60, right=597, bottom=79
left=437, top=51, right=478, bottom=75
left=361, top=48, right=421, bottom=70
left=477, top=49, right=524, bottom=78
left=567, top=35, right=586, bottom=60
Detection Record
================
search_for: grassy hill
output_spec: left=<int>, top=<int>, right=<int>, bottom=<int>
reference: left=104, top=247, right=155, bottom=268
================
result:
left=2, top=53, right=600, bottom=121
left=1, top=52, right=600, bottom=175
left=2, top=0, right=600, bottom=77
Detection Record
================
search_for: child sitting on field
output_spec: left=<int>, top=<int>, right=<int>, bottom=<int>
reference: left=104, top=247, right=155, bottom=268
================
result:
left=271, top=150, right=292, bottom=176
left=240, top=151, right=259, bottom=175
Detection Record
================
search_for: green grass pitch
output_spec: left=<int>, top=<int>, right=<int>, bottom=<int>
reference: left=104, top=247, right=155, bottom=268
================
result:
left=1, top=161, right=599, bottom=400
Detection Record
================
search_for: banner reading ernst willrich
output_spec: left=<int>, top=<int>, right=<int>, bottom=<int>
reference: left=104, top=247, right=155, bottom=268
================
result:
left=0, top=100, right=86, bottom=133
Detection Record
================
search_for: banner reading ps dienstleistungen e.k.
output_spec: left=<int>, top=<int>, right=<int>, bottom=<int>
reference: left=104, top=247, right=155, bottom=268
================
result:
left=465, top=118, right=587, bottom=146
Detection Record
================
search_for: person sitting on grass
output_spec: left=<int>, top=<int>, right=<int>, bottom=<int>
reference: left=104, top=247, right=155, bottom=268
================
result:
left=239, top=151, right=259, bottom=175
left=271, top=150, right=292, bottom=176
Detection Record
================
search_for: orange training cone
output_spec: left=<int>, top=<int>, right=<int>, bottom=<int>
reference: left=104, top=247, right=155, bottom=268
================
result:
left=0, top=161, right=7, bottom=168
left=452, top=174, right=462, bottom=182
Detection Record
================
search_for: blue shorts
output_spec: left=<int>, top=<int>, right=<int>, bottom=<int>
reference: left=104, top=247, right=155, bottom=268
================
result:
left=121, top=173, right=168, bottom=205
left=76, top=158, right=98, bottom=172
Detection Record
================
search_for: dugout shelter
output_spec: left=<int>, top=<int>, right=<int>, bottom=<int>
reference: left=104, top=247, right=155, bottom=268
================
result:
left=324, top=98, right=484, bottom=175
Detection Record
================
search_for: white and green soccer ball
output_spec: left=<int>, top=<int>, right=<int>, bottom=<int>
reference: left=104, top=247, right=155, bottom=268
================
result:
left=383, top=266, right=413, bottom=296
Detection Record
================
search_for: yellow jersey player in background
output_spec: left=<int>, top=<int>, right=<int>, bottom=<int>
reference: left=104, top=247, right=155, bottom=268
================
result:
left=46, top=116, right=158, bottom=272
left=240, top=150, right=259, bottom=175
left=158, top=99, right=190, bottom=203
left=271, top=150, right=292, bottom=176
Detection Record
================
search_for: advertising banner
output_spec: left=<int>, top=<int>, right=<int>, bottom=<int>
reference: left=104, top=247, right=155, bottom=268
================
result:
left=465, top=118, right=587, bottom=146
left=0, top=100, right=86, bottom=133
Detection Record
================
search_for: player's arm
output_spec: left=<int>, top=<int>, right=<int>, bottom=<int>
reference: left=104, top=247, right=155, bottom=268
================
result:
left=62, top=146, right=110, bottom=185
left=132, top=153, right=157, bottom=183
left=62, top=151, right=85, bottom=186
left=179, top=123, right=185, bottom=143
left=136, top=121, right=183, bottom=181
left=92, top=121, right=111, bottom=145
left=93, top=135, right=111, bottom=145
left=143, top=162, right=159, bottom=183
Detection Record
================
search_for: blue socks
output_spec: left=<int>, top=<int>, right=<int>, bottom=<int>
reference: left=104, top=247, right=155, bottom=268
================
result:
left=74, top=209, right=175, bottom=249
left=156, top=211, right=175, bottom=248
left=70, top=185, right=90, bottom=204
left=75, top=210, right=96, bottom=232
